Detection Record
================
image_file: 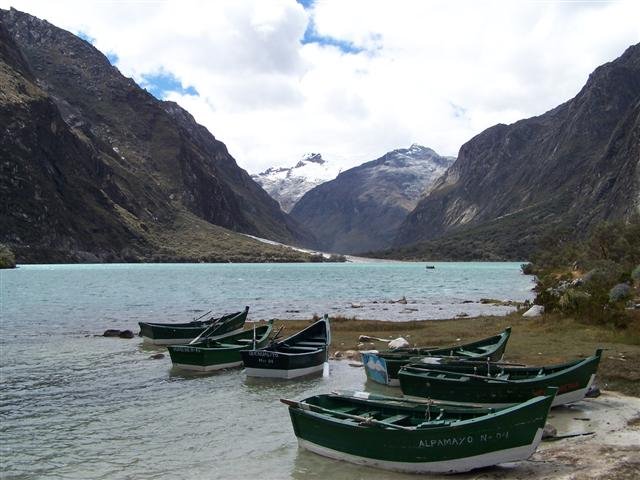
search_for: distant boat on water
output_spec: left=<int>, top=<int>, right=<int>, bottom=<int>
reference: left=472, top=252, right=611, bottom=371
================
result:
left=425, top=265, right=435, bottom=269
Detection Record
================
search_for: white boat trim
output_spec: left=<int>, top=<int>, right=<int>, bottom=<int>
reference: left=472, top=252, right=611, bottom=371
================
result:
left=297, top=428, right=543, bottom=474
left=172, top=360, right=243, bottom=372
left=141, top=327, right=245, bottom=346
left=245, top=363, right=324, bottom=379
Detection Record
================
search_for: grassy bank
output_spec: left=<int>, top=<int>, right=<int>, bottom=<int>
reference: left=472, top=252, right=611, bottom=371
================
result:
left=267, top=311, right=640, bottom=397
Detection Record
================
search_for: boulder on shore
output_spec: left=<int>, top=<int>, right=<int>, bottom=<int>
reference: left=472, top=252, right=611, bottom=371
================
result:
left=523, top=305, right=545, bottom=317
left=388, top=337, right=409, bottom=349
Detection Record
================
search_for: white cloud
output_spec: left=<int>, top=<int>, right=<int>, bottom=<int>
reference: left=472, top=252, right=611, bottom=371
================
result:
left=2, top=0, right=639, bottom=174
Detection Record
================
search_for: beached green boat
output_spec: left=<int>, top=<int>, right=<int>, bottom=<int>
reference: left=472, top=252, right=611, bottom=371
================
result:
left=281, top=387, right=557, bottom=474
left=362, top=327, right=511, bottom=386
left=139, top=307, right=249, bottom=345
left=399, top=349, right=602, bottom=407
left=242, top=315, right=331, bottom=379
left=168, top=321, right=274, bottom=371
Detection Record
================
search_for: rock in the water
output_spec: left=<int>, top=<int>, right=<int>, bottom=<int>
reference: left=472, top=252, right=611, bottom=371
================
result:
left=542, top=423, right=557, bottom=439
left=103, top=329, right=134, bottom=338
left=150, top=353, right=165, bottom=360
left=388, top=337, right=410, bottom=349
left=523, top=305, right=545, bottom=317
left=397, top=296, right=408, bottom=304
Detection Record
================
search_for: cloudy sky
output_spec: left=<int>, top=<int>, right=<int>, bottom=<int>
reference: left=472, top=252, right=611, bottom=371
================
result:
left=2, top=0, right=639, bottom=173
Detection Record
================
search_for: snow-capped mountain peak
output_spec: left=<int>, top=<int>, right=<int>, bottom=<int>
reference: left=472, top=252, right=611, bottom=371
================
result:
left=252, top=153, right=340, bottom=212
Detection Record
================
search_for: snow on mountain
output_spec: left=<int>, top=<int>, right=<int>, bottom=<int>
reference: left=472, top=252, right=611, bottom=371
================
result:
left=252, top=153, right=341, bottom=212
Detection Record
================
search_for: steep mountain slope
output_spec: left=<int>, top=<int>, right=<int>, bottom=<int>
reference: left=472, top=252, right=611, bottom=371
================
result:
left=393, top=43, right=640, bottom=260
left=252, top=153, right=340, bottom=212
left=291, top=145, right=454, bottom=253
left=0, top=8, right=315, bottom=262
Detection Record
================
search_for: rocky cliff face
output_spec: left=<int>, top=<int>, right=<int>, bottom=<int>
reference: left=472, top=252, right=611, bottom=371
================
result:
left=290, top=145, right=454, bottom=254
left=394, top=44, right=640, bottom=259
left=252, top=153, right=340, bottom=212
left=0, top=8, right=314, bottom=262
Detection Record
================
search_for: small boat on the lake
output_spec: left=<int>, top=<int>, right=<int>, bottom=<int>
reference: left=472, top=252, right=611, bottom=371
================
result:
left=425, top=265, right=435, bottom=269
left=138, top=307, right=249, bottom=345
left=281, top=387, right=557, bottom=474
left=399, top=349, right=602, bottom=407
left=168, top=321, right=274, bottom=371
left=241, top=315, right=330, bottom=379
left=361, top=327, right=511, bottom=386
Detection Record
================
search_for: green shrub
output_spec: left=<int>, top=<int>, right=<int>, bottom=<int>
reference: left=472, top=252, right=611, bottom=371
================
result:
left=608, top=283, right=632, bottom=303
left=0, top=244, right=16, bottom=269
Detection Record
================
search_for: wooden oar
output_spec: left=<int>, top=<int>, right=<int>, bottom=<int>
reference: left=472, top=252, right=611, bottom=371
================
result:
left=280, top=398, right=415, bottom=431
left=189, top=315, right=225, bottom=345
left=192, top=310, right=212, bottom=323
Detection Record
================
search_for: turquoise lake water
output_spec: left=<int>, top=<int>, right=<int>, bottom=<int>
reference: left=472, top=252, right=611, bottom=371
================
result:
left=0, top=262, right=534, bottom=479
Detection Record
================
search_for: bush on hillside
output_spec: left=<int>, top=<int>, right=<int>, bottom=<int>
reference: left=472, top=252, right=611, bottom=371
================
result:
left=0, top=244, right=16, bottom=269
left=529, top=219, right=640, bottom=327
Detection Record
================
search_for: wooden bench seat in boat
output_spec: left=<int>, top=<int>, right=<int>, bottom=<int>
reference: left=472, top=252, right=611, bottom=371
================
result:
left=284, top=346, right=319, bottom=351
left=381, top=414, right=409, bottom=424
left=296, top=341, right=327, bottom=347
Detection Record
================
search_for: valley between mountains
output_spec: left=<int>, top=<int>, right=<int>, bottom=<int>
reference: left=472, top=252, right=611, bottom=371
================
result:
left=1, top=7, right=638, bottom=263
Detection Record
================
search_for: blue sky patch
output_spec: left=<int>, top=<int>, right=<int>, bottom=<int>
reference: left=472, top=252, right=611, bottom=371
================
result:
left=296, top=0, right=315, bottom=8
left=141, top=71, right=199, bottom=100
left=106, top=52, right=119, bottom=65
left=76, top=30, right=96, bottom=44
left=301, top=18, right=364, bottom=54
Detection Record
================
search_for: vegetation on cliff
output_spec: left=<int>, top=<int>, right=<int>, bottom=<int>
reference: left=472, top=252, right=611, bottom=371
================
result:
left=526, top=218, right=640, bottom=327
left=0, top=244, right=16, bottom=268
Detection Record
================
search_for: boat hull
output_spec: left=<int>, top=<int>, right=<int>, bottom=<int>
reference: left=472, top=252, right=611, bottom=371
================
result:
left=139, top=308, right=248, bottom=345
left=168, top=323, right=272, bottom=371
left=363, top=328, right=511, bottom=386
left=399, top=353, right=601, bottom=407
left=144, top=327, right=243, bottom=345
left=287, top=393, right=552, bottom=474
left=242, top=348, right=327, bottom=379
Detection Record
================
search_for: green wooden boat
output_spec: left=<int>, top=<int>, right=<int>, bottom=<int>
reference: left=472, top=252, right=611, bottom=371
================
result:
left=362, top=327, right=511, bottom=386
left=168, top=321, right=274, bottom=372
left=399, top=349, right=602, bottom=407
left=139, top=307, right=248, bottom=345
left=281, top=387, right=557, bottom=474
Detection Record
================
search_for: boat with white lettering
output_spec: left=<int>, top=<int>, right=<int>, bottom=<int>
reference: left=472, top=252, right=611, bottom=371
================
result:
left=138, top=307, right=249, bottom=345
left=361, top=327, right=511, bottom=386
left=281, top=387, right=557, bottom=473
left=168, top=321, right=274, bottom=371
left=241, top=315, right=330, bottom=379
left=399, top=349, right=602, bottom=407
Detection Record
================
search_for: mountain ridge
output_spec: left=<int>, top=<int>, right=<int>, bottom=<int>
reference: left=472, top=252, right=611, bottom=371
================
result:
left=391, top=43, right=640, bottom=259
left=0, top=8, right=316, bottom=262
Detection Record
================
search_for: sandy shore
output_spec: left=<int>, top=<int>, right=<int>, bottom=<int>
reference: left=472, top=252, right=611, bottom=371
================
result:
left=446, top=390, right=640, bottom=479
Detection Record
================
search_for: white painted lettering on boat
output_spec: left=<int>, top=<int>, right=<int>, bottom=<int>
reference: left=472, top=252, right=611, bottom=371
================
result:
left=418, top=431, right=509, bottom=448
left=172, top=346, right=198, bottom=352
left=418, top=436, right=473, bottom=448
left=247, top=351, right=279, bottom=358
left=480, top=431, right=510, bottom=442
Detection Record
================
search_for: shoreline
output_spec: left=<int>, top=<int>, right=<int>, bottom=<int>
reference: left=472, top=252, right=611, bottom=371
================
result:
left=269, top=311, right=640, bottom=398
